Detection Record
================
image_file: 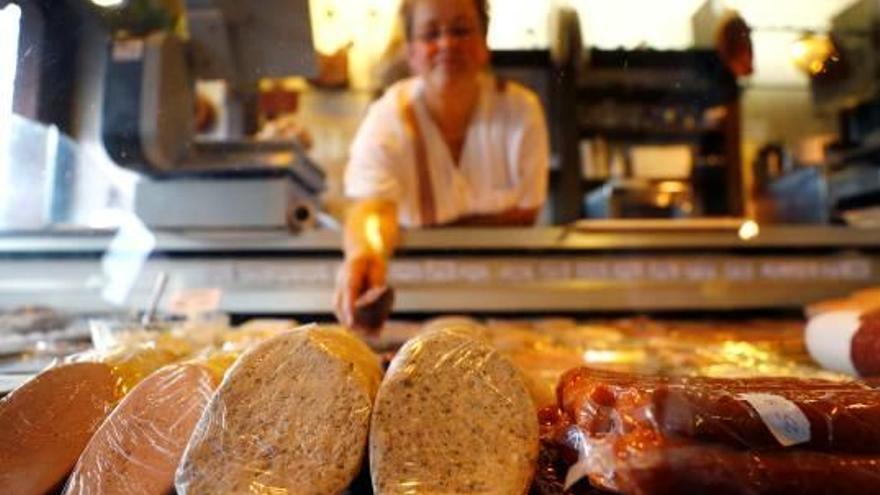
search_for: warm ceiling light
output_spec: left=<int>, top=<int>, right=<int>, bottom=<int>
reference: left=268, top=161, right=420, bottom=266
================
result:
left=738, top=220, right=760, bottom=241
left=657, top=181, right=687, bottom=194
left=791, top=33, right=838, bottom=76
left=91, top=0, right=126, bottom=7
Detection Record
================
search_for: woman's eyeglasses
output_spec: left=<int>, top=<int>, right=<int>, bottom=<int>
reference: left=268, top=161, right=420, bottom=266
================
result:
left=413, top=23, right=478, bottom=44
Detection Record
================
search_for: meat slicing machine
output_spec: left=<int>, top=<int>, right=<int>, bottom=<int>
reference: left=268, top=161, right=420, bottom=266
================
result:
left=100, top=0, right=324, bottom=232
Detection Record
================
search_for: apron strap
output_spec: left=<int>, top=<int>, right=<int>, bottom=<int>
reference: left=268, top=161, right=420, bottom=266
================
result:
left=397, top=86, right=437, bottom=227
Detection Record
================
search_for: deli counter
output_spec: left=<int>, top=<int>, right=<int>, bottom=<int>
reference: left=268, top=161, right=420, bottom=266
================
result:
left=6, top=0, right=880, bottom=493
left=3, top=223, right=880, bottom=495
left=1, top=223, right=878, bottom=316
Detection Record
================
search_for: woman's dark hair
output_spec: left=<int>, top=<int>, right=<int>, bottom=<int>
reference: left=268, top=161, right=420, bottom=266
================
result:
left=400, top=0, right=490, bottom=40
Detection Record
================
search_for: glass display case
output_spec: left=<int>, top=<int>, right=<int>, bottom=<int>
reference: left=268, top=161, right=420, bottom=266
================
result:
left=2, top=1, right=880, bottom=494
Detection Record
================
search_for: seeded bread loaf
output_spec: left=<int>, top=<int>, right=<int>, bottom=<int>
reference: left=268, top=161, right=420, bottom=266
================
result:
left=370, top=325, right=539, bottom=495
left=421, top=315, right=484, bottom=335
left=175, top=326, right=382, bottom=495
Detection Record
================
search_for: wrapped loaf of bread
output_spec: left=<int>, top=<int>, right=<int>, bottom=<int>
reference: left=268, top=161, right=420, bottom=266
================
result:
left=370, top=325, right=539, bottom=495
left=0, top=333, right=191, bottom=495
left=62, top=363, right=220, bottom=495
left=175, top=325, right=382, bottom=495
left=62, top=320, right=297, bottom=495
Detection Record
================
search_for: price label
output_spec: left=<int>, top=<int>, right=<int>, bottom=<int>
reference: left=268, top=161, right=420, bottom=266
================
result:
left=739, top=393, right=811, bottom=447
left=169, top=288, right=222, bottom=315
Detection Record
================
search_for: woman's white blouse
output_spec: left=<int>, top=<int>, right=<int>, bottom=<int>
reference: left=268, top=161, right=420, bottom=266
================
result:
left=344, top=74, right=550, bottom=227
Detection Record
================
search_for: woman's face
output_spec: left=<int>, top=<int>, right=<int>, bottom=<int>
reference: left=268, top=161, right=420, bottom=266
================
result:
left=407, top=0, right=489, bottom=90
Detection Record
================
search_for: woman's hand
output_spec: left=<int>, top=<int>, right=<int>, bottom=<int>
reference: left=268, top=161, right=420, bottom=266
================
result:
left=334, top=250, right=388, bottom=329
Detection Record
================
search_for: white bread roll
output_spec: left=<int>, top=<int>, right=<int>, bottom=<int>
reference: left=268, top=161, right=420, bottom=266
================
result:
left=370, top=325, right=539, bottom=495
left=176, top=326, right=382, bottom=495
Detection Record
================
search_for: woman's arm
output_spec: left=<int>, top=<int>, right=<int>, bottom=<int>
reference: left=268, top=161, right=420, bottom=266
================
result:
left=335, top=89, right=405, bottom=331
left=343, top=199, right=400, bottom=258
left=334, top=199, right=400, bottom=331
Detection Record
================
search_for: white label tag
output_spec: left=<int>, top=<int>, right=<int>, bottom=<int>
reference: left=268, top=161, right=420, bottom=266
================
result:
left=739, top=393, right=811, bottom=447
left=169, top=288, right=222, bottom=315
left=101, top=214, right=156, bottom=306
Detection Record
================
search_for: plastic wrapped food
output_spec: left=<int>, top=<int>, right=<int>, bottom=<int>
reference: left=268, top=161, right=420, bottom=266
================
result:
left=507, top=346, right=588, bottom=409
left=565, top=428, right=880, bottom=495
left=0, top=306, right=71, bottom=334
left=806, top=309, right=880, bottom=377
left=558, top=368, right=880, bottom=452
left=0, top=334, right=191, bottom=495
left=62, top=321, right=294, bottom=495
left=175, top=326, right=382, bottom=495
left=530, top=406, right=592, bottom=495
left=370, top=325, right=539, bottom=495
left=62, top=363, right=221, bottom=495
left=805, top=288, right=880, bottom=377
left=0, top=362, right=119, bottom=494
left=553, top=368, right=880, bottom=494
left=558, top=367, right=868, bottom=423
left=85, top=334, right=195, bottom=395
left=0, top=306, right=82, bottom=356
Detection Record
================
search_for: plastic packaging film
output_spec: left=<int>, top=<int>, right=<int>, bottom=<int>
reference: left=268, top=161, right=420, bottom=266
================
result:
left=0, top=330, right=192, bottom=495
left=175, top=325, right=383, bottom=495
left=547, top=367, right=880, bottom=494
left=62, top=362, right=220, bottom=495
left=92, top=333, right=195, bottom=396
left=564, top=429, right=880, bottom=495
left=62, top=319, right=300, bottom=495
left=485, top=322, right=600, bottom=411
left=480, top=318, right=841, bottom=411
left=4, top=314, right=869, bottom=495
left=0, top=362, right=120, bottom=495
left=369, top=324, right=540, bottom=495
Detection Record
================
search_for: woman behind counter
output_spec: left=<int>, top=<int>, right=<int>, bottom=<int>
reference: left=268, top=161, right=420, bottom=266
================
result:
left=335, top=0, right=550, bottom=329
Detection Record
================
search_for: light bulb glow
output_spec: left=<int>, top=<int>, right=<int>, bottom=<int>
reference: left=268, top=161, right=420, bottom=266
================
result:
left=91, top=0, right=126, bottom=8
left=738, top=220, right=760, bottom=241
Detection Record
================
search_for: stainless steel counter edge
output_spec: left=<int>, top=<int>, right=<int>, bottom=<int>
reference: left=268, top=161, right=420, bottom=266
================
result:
left=0, top=225, right=878, bottom=254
